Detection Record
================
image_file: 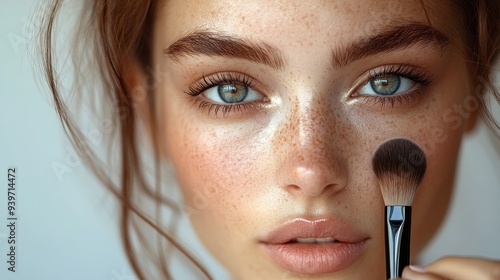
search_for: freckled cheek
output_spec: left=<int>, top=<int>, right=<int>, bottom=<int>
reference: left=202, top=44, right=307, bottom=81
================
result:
left=348, top=87, right=468, bottom=251
left=347, top=102, right=464, bottom=253
left=169, top=126, right=269, bottom=227
left=410, top=110, right=463, bottom=197
left=411, top=122, right=463, bottom=252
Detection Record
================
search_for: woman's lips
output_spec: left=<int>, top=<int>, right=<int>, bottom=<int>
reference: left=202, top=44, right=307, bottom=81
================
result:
left=260, top=218, right=368, bottom=275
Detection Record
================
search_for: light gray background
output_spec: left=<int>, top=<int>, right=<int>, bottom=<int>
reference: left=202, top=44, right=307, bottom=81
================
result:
left=1, top=2, right=499, bottom=280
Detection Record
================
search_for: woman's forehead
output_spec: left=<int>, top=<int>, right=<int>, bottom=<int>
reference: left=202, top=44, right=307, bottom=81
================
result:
left=156, top=0, right=457, bottom=47
left=152, top=0, right=462, bottom=70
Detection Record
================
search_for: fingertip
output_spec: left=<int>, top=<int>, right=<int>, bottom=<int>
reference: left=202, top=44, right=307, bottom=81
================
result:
left=402, top=264, right=427, bottom=279
left=409, top=265, right=427, bottom=273
left=401, top=265, right=413, bottom=279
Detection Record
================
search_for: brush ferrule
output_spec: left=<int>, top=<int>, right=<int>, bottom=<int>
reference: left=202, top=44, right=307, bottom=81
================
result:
left=385, top=206, right=412, bottom=279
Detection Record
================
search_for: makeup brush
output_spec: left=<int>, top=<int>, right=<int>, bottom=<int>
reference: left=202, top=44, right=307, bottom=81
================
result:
left=372, top=138, right=426, bottom=279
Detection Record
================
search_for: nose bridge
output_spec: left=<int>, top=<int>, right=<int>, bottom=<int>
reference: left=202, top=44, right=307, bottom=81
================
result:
left=299, top=98, right=334, bottom=159
left=273, top=94, right=348, bottom=197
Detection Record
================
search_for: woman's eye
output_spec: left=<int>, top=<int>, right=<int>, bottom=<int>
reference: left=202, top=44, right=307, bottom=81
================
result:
left=358, top=74, right=416, bottom=96
left=203, top=83, right=263, bottom=104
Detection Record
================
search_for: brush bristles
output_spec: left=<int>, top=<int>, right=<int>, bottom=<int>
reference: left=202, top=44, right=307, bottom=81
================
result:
left=372, top=138, right=426, bottom=206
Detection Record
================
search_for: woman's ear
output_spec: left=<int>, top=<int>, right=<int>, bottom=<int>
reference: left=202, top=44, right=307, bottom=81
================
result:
left=125, top=61, right=150, bottom=129
left=124, top=61, right=165, bottom=156
left=465, top=105, right=480, bottom=132
left=124, top=62, right=169, bottom=158
left=465, top=78, right=486, bottom=133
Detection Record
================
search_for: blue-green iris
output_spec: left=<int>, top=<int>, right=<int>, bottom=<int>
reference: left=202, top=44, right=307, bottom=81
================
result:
left=218, top=83, right=248, bottom=103
left=370, top=74, right=401, bottom=95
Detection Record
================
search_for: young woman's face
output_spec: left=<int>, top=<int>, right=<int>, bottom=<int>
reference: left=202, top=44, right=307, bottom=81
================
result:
left=147, top=0, right=475, bottom=278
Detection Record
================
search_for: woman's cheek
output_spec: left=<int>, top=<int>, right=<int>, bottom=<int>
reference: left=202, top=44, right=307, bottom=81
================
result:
left=343, top=67, right=473, bottom=254
left=411, top=135, right=461, bottom=254
left=410, top=65, right=476, bottom=253
left=167, top=118, right=272, bottom=240
left=409, top=102, right=472, bottom=254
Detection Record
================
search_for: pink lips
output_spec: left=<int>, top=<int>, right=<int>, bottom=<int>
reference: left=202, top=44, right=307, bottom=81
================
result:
left=260, top=218, right=368, bottom=275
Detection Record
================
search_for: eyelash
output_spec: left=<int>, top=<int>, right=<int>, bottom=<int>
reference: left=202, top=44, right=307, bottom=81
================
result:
left=186, top=72, right=257, bottom=96
left=184, top=65, right=434, bottom=116
left=356, top=64, right=434, bottom=108
left=185, top=72, right=260, bottom=116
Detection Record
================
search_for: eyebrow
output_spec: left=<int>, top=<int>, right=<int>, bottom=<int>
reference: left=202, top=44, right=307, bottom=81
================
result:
left=332, top=23, right=450, bottom=68
left=164, top=23, right=450, bottom=70
left=164, top=31, right=285, bottom=69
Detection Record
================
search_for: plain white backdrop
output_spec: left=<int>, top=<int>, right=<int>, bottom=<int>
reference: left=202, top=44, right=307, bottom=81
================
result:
left=0, top=1, right=499, bottom=280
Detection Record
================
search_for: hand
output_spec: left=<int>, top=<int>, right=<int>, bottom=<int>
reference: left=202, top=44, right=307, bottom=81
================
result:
left=395, top=256, right=500, bottom=280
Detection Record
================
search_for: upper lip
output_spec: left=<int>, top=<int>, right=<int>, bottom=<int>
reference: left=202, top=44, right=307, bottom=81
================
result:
left=260, top=217, right=368, bottom=244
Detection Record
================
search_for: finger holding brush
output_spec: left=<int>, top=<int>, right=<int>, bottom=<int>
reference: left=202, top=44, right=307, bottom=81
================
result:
left=372, top=138, right=427, bottom=279
left=400, top=256, right=500, bottom=280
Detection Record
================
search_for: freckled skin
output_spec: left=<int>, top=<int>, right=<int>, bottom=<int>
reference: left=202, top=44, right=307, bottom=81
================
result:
left=140, top=0, right=477, bottom=279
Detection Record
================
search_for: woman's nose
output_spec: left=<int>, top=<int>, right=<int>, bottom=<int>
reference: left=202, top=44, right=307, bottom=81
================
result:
left=273, top=97, right=349, bottom=199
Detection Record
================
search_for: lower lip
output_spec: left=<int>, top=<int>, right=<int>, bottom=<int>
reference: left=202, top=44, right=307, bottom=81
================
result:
left=262, top=241, right=366, bottom=274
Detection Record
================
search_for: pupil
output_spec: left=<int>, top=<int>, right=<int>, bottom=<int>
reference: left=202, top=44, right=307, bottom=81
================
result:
left=370, top=74, right=401, bottom=95
left=218, top=83, right=248, bottom=103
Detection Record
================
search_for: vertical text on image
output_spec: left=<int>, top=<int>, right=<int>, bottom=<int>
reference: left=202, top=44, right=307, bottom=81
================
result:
left=6, top=168, right=18, bottom=272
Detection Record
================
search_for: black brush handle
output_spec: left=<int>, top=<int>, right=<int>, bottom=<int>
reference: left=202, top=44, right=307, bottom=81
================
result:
left=385, top=206, right=412, bottom=279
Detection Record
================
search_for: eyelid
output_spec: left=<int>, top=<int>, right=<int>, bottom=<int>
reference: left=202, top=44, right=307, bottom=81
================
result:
left=350, top=64, right=433, bottom=96
left=185, top=72, right=261, bottom=97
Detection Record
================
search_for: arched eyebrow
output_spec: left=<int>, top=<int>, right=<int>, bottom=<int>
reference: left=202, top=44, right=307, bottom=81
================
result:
left=163, top=23, right=449, bottom=70
left=331, top=23, right=450, bottom=68
left=164, top=30, right=285, bottom=69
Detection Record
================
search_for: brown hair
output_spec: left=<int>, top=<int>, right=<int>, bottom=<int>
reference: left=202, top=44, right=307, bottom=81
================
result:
left=458, top=0, right=500, bottom=133
left=38, top=0, right=500, bottom=279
